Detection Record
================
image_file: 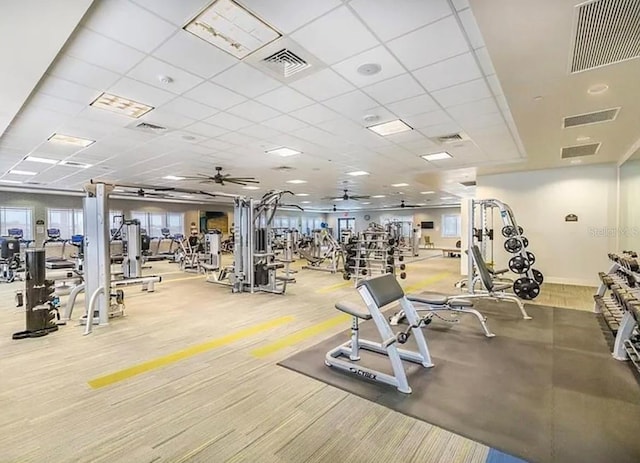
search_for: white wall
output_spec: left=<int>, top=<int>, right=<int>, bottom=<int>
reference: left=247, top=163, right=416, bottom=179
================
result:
left=619, top=159, right=640, bottom=251
left=476, top=164, right=618, bottom=286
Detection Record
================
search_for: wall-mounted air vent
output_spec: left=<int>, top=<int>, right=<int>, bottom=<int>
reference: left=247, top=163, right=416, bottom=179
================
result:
left=561, top=143, right=601, bottom=158
left=563, top=108, right=619, bottom=128
left=263, top=49, right=310, bottom=78
left=460, top=181, right=477, bottom=187
left=135, top=122, right=167, bottom=133
left=570, top=0, right=640, bottom=73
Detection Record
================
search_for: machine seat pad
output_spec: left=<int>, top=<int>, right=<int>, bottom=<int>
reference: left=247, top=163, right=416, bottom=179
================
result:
left=493, top=283, right=512, bottom=291
left=407, top=294, right=448, bottom=305
left=490, top=268, right=509, bottom=275
left=335, top=301, right=372, bottom=320
left=449, top=298, right=474, bottom=308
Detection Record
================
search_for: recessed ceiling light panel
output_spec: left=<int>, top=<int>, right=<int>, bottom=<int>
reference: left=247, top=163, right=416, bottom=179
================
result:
left=367, top=119, right=412, bottom=136
left=421, top=152, right=452, bottom=161
left=371, top=194, right=386, bottom=198
left=243, top=186, right=260, bottom=190
left=296, top=193, right=309, bottom=196
left=286, top=179, right=307, bottom=184
left=48, top=133, right=95, bottom=147
left=266, top=147, right=301, bottom=157
left=163, top=175, right=185, bottom=180
left=9, top=170, right=37, bottom=176
left=24, top=156, right=59, bottom=165
left=184, top=0, right=281, bottom=59
left=391, top=183, right=409, bottom=187
left=421, top=191, right=435, bottom=194
left=347, top=171, right=370, bottom=176
left=90, top=93, right=153, bottom=118
left=0, top=179, right=23, bottom=184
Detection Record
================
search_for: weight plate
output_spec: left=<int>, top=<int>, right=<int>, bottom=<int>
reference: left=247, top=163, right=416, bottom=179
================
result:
left=522, top=236, right=529, bottom=248
left=501, top=225, right=514, bottom=238
left=504, top=237, right=523, bottom=253
left=532, top=268, right=544, bottom=284
left=513, top=277, right=540, bottom=300
left=526, top=251, right=536, bottom=265
left=509, top=255, right=530, bottom=274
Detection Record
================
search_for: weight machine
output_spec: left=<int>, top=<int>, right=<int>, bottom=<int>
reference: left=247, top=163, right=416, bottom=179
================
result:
left=300, top=229, right=344, bottom=274
left=385, top=220, right=419, bottom=257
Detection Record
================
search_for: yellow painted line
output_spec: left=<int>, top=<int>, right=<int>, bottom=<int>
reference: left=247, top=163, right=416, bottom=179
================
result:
left=402, top=271, right=452, bottom=294
left=251, top=314, right=350, bottom=358
left=88, top=316, right=295, bottom=389
left=315, top=280, right=352, bottom=294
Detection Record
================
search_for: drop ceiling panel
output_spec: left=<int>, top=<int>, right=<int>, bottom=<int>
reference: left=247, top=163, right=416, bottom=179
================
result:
left=63, top=27, right=146, bottom=74
left=453, top=0, right=471, bottom=12
left=27, top=93, right=85, bottom=117
left=255, top=86, right=314, bottom=112
left=458, top=7, right=485, bottom=49
left=130, top=0, right=212, bottom=26
left=212, top=63, right=282, bottom=98
left=350, top=0, right=451, bottom=41
left=236, top=124, right=282, bottom=140
left=108, top=77, right=176, bottom=107
left=183, top=122, right=228, bottom=138
left=161, top=97, right=218, bottom=120
left=152, top=31, right=237, bottom=78
left=38, top=76, right=101, bottom=105
left=183, top=82, right=247, bottom=110
left=412, top=52, right=482, bottom=92
left=362, top=74, right=424, bottom=105
left=82, top=0, right=176, bottom=53
left=291, top=6, right=379, bottom=65
left=227, top=100, right=281, bottom=123
left=48, top=54, right=121, bottom=90
left=419, top=122, right=462, bottom=138
left=324, top=90, right=377, bottom=121
left=386, top=94, right=441, bottom=117
left=127, top=57, right=204, bottom=94
left=388, top=16, right=469, bottom=70
left=486, top=74, right=504, bottom=96
left=457, top=112, right=505, bottom=130
left=140, top=108, right=196, bottom=130
left=216, top=131, right=260, bottom=146
left=289, top=104, right=341, bottom=125
left=431, top=78, right=492, bottom=107
left=332, top=46, right=405, bottom=87
left=404, top=110, right=454, bottom=129
left=474, top=47, right=496, bottom=75
left=289, top=68, right=355, bottom=101
left=238, top=0, right=342, bottom=34
left=204, top=112, right=254, bottom=131
left=261, top=114, right=308, bottom=132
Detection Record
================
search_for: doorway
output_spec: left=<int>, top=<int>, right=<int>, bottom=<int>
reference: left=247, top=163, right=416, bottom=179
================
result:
left=337, top=217, right=355, bottom=242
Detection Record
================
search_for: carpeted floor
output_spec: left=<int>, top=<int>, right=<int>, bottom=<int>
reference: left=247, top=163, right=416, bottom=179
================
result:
left=279, top=300, right=640, bottom=463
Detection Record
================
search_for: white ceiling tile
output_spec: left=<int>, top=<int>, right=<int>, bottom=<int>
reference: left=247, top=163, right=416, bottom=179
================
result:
left=153, top=31, right=237, bottom=78
left=363, top=74, right=423, bottom=105
left=289, top=68, right=355, bottom=101
left=236, top=124, right=282, bottom=140
left=161, top=97, right=218, bottom=119
left=63, top=27, right=146, bottom=74
left=324, top=90, right=377, bottom=121
left=140, top=108, right=197, bottom=130
left=317, top=117, right=364, bottom=137
left=73, top=106, right=133, bottom=128
left=217, top=131, right=260, bottom=146
left=452, top=0, right=470, bottom=11
left=38, top=76, right=102, bottom=105
left=386, top=94, right=441, bottom=117
left=48, top=54, right=121, bottom=90
left=412, top=52, right=482, bottom=92
left=82, top=0, right=176, bottom=53
left=162, top=130, right=208, bottom=145
left=419, top=122, right=462, bottom=137
left=204, top=112, right=254, bottom=131
left=350, top=0, right=452, bottom=41
left=109, top=77, right=176, bottom=107
left=127, top=56, right=204, bottom=94
left=183, top=82, right=247, bottom=110
left=486, top=74, right=504, bottom=96
left=332, top=46, right=405, bottom=87
left=458, top=8, right=485, bottom=49
left=291, top=6, right=379, bottom=65
left=28, top=93, right=86, bottom=117
left=183, top=122, right=228, bottom=138
left=130, top=0, right=211, bottom=26
left=388, top=16, right=469, bottom=70
left=431, top=78, right=492, bottom=107
left=458, top=112, right=505, bottom=130
left=255, top=86, right=314, bottom=112
left=227, top=100, right=281, bottom=122
left=198, top=138, right=235, bottom=151
left=212, top=63, right=282, bottom=98
left=238, top=0, right=341, bottom=33
left=446, top=97, right=500, bottom=120
left=289, top=104, right=340, bottom=125
left=405, top=110, right=454, bottom=129
left=261, top=114, right=308, bottom=132
left=474, top=47, right=496, bottom=76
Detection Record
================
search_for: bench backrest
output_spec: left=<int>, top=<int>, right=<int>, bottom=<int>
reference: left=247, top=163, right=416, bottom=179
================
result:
left=357, top=274, right=405, bottom=308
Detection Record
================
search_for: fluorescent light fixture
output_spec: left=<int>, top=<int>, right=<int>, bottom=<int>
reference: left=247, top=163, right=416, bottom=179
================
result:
left=180, top=195, right=195, bottom=199
left=371, top=194, right=386, bottom=198
left=296, top=193, right=309, bottom=197
left=421, top=191, right=435, bottom=194
left=90, top=92, right=154, bottom=118
left=300, top=201, right=311, bottom=204
left=441, top=196, right=455, bottom=200
left=163, top=175, right=185, bottom=180
left=367, top=119, right=412, bottom=136
left=113, top=188, right=125, bottom=192
left=48, top=133, right=95, bottom=147
left=243, top=186, right=260, bottom=190
left=265, top=147, right=301, bottom=157
left=0, top=179, right=23, bottom=184
left=334, top=198, right=344, bottom=201
left=347, top=170, right=370, bottom=176
left=184, top=0, right=281, bottom=59
left=576, top=136, right=591, bottom=142
left=570, top=159, right=583, bottom=165
left=9, top=170, right=36, bottom=176
left=361, top=202, right=371, bottom=205
left=59, top=160, right=92, bottom=169
left=24, top=156, right=59, bottom=165
left=286, top=179, right=307, bottom=184
left=416, top=203, right=426, bottom=206
left=422, top=152, right=452, bottom=161
left=391, top=183, right=409, bottom=187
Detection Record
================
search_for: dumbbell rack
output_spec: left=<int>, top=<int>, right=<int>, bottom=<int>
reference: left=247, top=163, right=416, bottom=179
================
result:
left=343, top=230, right=407, bottom=286
left=594, top=252, right=640, bottom=368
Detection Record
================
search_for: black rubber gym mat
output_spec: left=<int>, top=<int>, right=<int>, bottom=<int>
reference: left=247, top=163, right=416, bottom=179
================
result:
left=278, top=301, right=640, bottom=463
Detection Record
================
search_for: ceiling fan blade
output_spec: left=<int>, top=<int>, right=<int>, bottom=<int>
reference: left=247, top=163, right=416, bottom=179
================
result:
left=227, top=178, right=260, bottom=183
left=351, top=195, right=370, bottom=200
left=224, top=179, right=250, bottom=186
left=182, top=175, right=211, bottom=180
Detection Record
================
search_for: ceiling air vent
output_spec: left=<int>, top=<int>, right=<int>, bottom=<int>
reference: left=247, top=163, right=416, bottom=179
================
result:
left=135, top=122, right=168, bottom=133
left=272, top=166, right=295, bottom=171
left=570, top=0, right=640, bottom=73
left=561, top=143, right=601, bottom=158
left=432, top=132, right=470, bottom=144
left=460, top=181, right=476, bottom=187
left=563, top=108, right=619, bottom=128
left=263, top=49, right=311, bottom=78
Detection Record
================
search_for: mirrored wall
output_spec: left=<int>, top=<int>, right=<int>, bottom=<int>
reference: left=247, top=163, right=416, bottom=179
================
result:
left=619, top=147, right=640, bottom=250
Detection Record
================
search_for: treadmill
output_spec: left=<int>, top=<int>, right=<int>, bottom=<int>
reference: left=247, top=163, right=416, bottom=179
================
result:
left=44, top=228, right=76, bottom=270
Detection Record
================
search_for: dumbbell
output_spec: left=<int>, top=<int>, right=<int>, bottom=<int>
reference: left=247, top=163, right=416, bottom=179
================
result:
left=398, top=263, right=406, bottom=271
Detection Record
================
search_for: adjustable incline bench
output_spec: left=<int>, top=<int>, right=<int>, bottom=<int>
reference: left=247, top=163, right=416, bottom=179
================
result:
left=326, top=274, right=434, bottom=394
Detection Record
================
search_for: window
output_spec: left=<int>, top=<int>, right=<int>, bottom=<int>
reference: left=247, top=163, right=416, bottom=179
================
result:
left=109, top=211, right=123, bottom=228
left=131, top=211, right=185, bottom=237
left=442, top=214, right=461, bottom=238
left=0, top=207, right=33, bottom=240
left=47, top=208, right=84, bottom=238
left=166, top=213, right=183, bottom=236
